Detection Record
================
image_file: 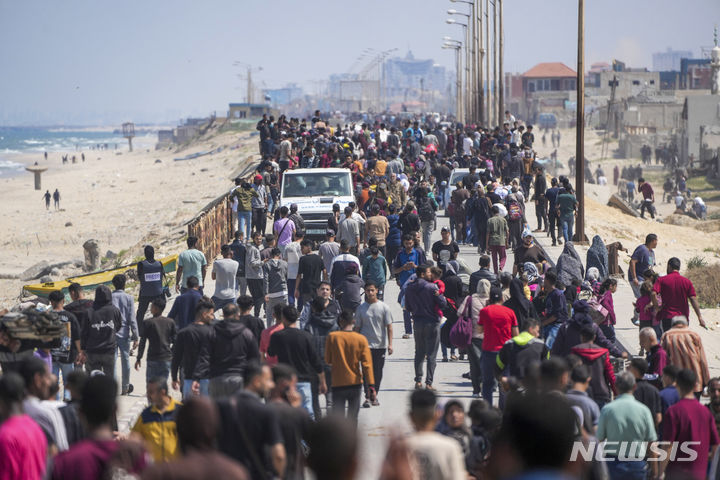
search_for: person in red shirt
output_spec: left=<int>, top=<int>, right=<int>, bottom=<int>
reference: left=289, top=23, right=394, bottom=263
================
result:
left=478, top=287, right=519, bottom=407
left=651, top=257, right=705, bottom=332
left=260, top=303, right=285, bottom=366
left=661, top=368, right=719, bottom=480
left=0, top=372, right=47, bottom=480
left=638, top=177, right=655, bottom=219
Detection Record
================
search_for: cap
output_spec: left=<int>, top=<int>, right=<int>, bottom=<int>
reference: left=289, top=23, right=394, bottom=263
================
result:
left=489, top=287, right=503, bottom=303
left=326, top=229, right=336, bottom=237
left=254, top=174, right=263, bottom=181
left=522, top=230, right=533, bottom=239
left=441, top=226, right=450, bottom=233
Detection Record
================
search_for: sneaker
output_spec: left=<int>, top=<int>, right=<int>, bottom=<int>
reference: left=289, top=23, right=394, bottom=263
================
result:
left=402, top=334, right=411, bottom=339
left=122, top=384, right=134, bottom=396
left=458, top=354, right=465, bottom=361
left=362, top=400, right=371, bottom=408
left=552, top=242, right=557, bottom=247
left=450, top=355, right=458, bottom=362
left=442, top=357, right=449, bottom=363
left=631, top=318, right=640, bottom=326
left=371, top=399, right=380, bottom=407
left=472, top=393, right=480, bottom=398
left=425, top=384, right=435, bottom=391
left=414, top=382, right=423, bottom=390
left=461, top=372, right=471, bottom=379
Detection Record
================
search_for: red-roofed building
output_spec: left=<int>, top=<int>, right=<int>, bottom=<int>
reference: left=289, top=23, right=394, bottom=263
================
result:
left=522, top=62, right=577, bottom=93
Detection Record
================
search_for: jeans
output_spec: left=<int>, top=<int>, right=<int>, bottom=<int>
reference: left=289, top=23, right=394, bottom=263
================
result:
left=600, top=324, right=616, bottom=344
left=488, top=245, right=507, bottom=274
left=146, top=360, right=171, bottom=384
left=605, top=460, right=647, bottom=480
left=238, top=210, right=252, bottom=241
left=85, top=351, right=116, bottom=378
left=548, top=211, right=560, bottom=243
left=212, top=296, right=235, bottom=312
left=421, top=220, right=434, bottom=254
left=297, top=381, right=315, bottom=420
left=332, top=385, right=362, bottom=424
left=247, top=278, right=265, bottom=318
left=481, top=351, right=503, bottom=407
left=468, top=338, right=483, bottom=395
left=265, top=295, right=287, bottom=327
left=53, top=362, right=75, bottom=401
left=287, top=278, right=297, bottom=307
left=401, top=308, right=413, bottom=334
left=413, top=321, right=441, bottom=385
left=183, top=378, right=209, bottom=398
left=542, top=322, right=561, bottom=350
left=640, top=200, right=655, bottom=219
left=560, top=214, right=574, bottom=243
left=116, top=336, right=132, bottom=391
left=252, top=207, right=267, bottom=235
left=209, top=374, right=244, bottom=399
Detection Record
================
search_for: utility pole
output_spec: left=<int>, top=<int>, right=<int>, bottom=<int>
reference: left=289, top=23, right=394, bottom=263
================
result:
left=470, top=0, right=476, bottom=122
left=575, top=0, right=586, bottom=243
left=456, top=47, right=463, bottom=121
left=492, top=0, right=497, bottom=126
left=498, top=0, right=504, bottom=123
left=247, top=67, right=253, bottom=104
left=477, top=0, right=484, bottom=125
left=485, top=0, right=491, bottom=126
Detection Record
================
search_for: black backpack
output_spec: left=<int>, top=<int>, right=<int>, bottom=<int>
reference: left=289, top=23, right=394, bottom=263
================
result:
left=418, top=197, right=436, bottom=222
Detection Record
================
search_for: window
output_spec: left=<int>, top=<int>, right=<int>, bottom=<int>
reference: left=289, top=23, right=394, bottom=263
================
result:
left=649, top=80, right=655, bottom=85
left=632, top=80, right=640, bottom=86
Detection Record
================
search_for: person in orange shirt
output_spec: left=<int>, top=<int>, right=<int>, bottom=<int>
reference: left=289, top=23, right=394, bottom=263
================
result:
left=324, top=310, right=374, bottom=425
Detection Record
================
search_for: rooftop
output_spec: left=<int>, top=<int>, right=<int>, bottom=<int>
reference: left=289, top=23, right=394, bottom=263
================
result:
left=522, top=62, right=577, bottom=78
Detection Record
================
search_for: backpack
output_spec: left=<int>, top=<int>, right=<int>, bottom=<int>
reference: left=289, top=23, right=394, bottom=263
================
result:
left=418, top=197, right=435, bottom=222
left=587, top=297, right=609, bottom=324
left=450, top=299, right=473, bottom=348
left=508, top=202, right=522, bottom=220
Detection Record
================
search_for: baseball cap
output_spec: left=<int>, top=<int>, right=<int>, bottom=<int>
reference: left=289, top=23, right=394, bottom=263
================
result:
left=489, top=287, right=503, bottom=303
left=326, top=229, right=336, bottom=237
left=254, top=174, right=263, bottom=181
left=441, top=226, right=450, bottom=233
left=522, top=230, right=533, bottom=239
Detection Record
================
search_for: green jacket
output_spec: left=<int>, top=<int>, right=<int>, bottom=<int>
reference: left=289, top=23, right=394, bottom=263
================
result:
left=233, top=186, right=258, bottom=212
left=487, top=215, right=508, bottom=246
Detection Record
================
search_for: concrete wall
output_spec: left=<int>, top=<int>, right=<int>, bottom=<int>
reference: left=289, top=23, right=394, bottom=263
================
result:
left=683, top=95, right=720, bottom=165
left=588, top=71, right=660, bottom=99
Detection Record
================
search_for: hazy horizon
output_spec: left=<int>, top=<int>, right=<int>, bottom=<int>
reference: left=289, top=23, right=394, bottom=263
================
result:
left=1, top=0, right=717, bottom=126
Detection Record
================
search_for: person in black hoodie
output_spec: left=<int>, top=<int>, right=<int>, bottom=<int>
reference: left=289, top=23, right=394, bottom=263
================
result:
left=335, top=263, right=364, bottom=316
left=503, top=277, right=537, bottom=332
left=81, top=285, right=121, bottom=376
left=207, top=302, right=260, bottom=399
left=65, top=282, right=93, bottom=332
left=551, top=299, right=626, bottom=359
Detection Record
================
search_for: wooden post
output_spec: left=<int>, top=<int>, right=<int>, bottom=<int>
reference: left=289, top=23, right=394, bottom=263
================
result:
left=477, top=0, right=484, bottom=125
left=485, top=0, right=491, bottom=126
left=575, top=0, right=585, bottom=243
left=492, top=0, right=497, bottom=126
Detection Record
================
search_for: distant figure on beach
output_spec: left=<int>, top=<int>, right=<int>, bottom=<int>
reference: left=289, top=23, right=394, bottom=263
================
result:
left=44, top=151, right=47, bottom=161
left=62, top=154, right=68, bottom=164
left=43, top=190, right=51, bottom=210
left=72, top=155, right=76, bottom=164
left=53, top=189, right=61, bottom=210
left=81, top=153, right=85, bottom=162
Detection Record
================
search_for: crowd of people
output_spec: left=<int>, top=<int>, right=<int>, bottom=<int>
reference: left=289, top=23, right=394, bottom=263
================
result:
left=0, top=110, right=718, bottom=480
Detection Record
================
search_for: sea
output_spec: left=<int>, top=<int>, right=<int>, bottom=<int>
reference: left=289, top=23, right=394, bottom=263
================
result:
left=0, top=126, right=156, bottom=178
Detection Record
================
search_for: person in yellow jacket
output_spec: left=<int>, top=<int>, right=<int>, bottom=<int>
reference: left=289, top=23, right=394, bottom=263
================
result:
left=131, top=377, right=181, bottom=462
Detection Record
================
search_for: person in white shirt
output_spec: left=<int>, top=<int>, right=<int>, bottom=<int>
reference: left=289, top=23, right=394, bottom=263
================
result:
left=406, top=389, right=466, bottom=480
left=283, top=232, right=303, bottom=307
left=211, top=244, right=239, bottom=312
left=505, top=110, right=516, bottom=124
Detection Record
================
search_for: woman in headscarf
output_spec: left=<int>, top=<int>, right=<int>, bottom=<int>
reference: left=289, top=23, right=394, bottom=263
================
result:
left=503, top=277, right=536, bottom=331
left=458, top=279, right=491, bottom=397
left=585, top=235, right=608, bottom=281
left=439, top=262, right=463, bottom=362
left=555, top=241, right=584, bottom=288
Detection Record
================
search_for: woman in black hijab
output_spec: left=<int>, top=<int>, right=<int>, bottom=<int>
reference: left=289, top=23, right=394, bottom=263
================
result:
left=503, top=277, right=536, bottom=331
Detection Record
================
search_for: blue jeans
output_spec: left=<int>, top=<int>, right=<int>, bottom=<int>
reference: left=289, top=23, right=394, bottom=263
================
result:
left=116, top=336, right=132, bottom=391
left=287, top=278, right=297, bottom=307
left=297, top=381, right=315, bottom=420
left=238, top=210, right=252, bottom=241
left=481, top=351, right=504, bottom=407
left=542, top=322, right=561, bottom=350
left=606, top=460, right=647, bottom=480
left=146, top=360, right=171, bottom=384
left=212, top=296, right=235, bottom=312
left=413, top=321, right=441, bottom=385
left=182, top=379, right=209, bottom=398
left=560, top=214, right=574, bottom=243
left=52, top=362, right=75, bottom=401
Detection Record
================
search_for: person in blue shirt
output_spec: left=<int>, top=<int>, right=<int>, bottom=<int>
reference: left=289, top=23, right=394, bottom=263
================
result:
left=392, top=234, right=427, bottom=339
left=544, top=177, right=561, bottom=246
left=168, top=276, right=203, bottom=331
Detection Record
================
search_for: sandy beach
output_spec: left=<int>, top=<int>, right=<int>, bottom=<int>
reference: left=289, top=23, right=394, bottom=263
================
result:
left=0, top=126, right=257, bottom=308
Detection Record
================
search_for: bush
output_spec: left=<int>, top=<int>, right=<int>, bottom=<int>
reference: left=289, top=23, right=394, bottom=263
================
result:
left=686, top=264, right=720, bottom=308
left=687, top=256, right=708, bottom=270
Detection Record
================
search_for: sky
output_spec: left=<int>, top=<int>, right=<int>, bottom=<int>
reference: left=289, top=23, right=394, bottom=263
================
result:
left=0, top=0, right=718, bottom=126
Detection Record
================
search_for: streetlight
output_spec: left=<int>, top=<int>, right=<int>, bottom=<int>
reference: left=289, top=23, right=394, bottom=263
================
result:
left=446, top=18, right=469, bottom=124
left=442, top=40, right=463, bottom=122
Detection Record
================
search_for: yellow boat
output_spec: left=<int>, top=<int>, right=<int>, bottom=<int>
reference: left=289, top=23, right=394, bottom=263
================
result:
left=23, top=254, right=178, bottom=299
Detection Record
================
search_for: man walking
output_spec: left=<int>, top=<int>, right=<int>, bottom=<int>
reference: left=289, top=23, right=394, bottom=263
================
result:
left=136, top=245, right=165, bottom=326
left=355, top=282, right=393, bottom=408
left=111, top=274, right=139, bottom=395
left=175, top=236, right=207, bottom=294
left=251, top=174, right=268, bottom=235
left=629, top=234, right=657, bottom=325
left=167, top=276, right=202, bottom=331
left=47, top=290, right=82, bottom=401
left=652, top=257, right=705, bottom=331
left=82, top=285, right=121, bottom=378
left=171, top=296, right=214, bottom=398
left=338, top=206, right=361, bottom=255
left=135, top=297, right=175, bottom=386
left=478, top=287, right=519, bottom=407
left=556, top=187, right=577, bottom=243
left=229, top=230, right=247, bottom=297
left=638, top=177, right=655, bottom=220
left=210, top=244, right=238, bottom=312
left=486, top=206, right=509, bottom=274
left=405, top=265, right=447, bottom=390
left=263, top=248, right=288, bottom=327
left=294, top=239, right=326, bottom=311
left=662, top=316, right=710, bottom=397
left=324, top=310, right=374, bottom=424
left=318, top=230, right=340, bottom=281
left=246, top=231, right=266, bottom=318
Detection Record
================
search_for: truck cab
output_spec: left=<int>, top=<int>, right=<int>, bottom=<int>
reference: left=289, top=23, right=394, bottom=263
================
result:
left=279, top=168, right=354, bottom=242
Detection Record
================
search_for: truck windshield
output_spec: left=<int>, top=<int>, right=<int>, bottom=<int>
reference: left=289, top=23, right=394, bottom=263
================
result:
left=282, top=172, right=352, bottom=197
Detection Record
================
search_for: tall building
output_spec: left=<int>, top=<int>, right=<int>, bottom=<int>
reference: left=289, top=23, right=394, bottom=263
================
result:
left=652, top=48, right=693, bottom=72
left=383, top=51, right=446, bottom=101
